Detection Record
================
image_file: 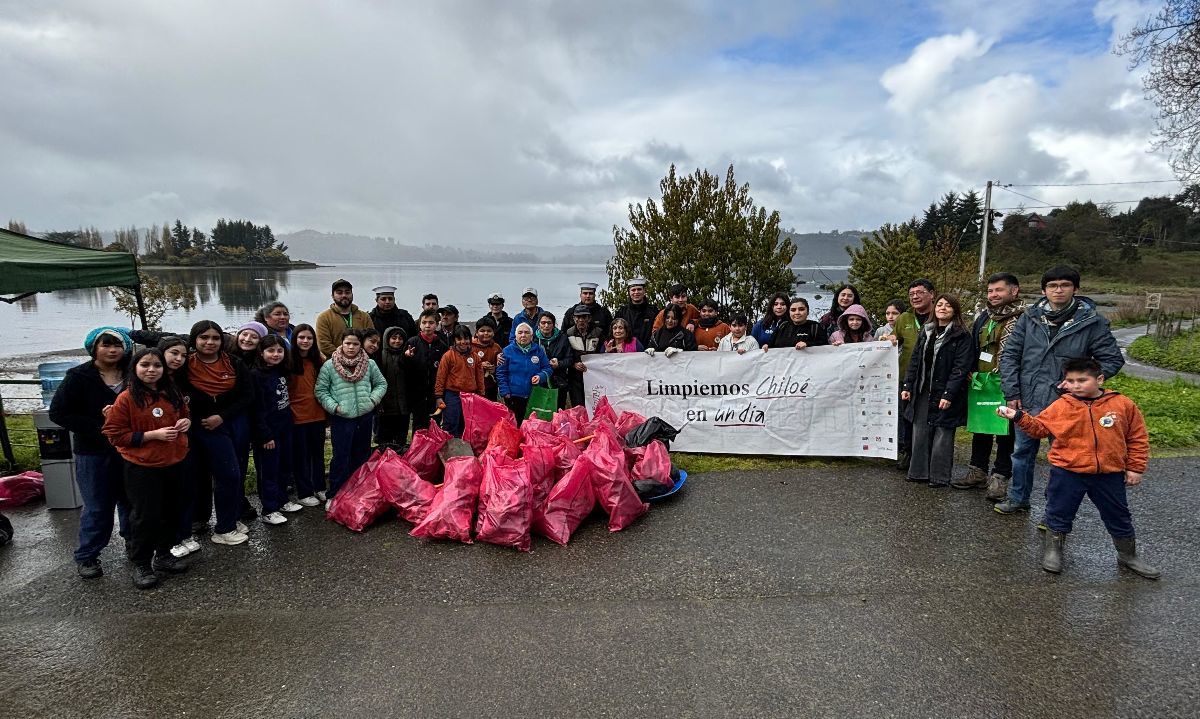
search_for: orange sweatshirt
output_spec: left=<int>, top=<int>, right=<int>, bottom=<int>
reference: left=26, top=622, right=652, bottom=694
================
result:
left=102, top=390, right=190, bottom=468
left=652, top=303, right=701, bottom=331
left=693, top=321, right=731, bottom=349
left=288, top=359, right=327, bottom=424
left=1015, top=391, right=1149, bottom=474
left=471, top=340, right=502, bottom=376
left=435, top=347, right=485, bottom=397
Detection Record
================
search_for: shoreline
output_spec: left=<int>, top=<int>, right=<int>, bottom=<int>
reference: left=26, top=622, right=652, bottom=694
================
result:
left=141, top=261, right=321, bottom=269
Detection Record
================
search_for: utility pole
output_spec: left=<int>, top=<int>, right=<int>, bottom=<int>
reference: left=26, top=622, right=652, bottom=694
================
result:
left=978, top=180, right=993, bottom=281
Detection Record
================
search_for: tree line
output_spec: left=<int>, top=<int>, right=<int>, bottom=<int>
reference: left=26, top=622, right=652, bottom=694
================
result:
left=5, top=218, right=294, bottom=266
left=847, top=184, right=1200, bottom=319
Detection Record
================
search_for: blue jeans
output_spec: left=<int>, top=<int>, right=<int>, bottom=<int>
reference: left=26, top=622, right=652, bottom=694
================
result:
left=291, top=420, right=327, bottom=498
left=442, top=390, right=464, bottom=437
left=328, top=411, right=374, bottom=498
left=73, top=451, right=130, bottom=564
left=1007, top=426, right=1052, bottom=507
left=190, top=415, right=249, bottom=534
left=1044, top=467, right=1135, bottom=537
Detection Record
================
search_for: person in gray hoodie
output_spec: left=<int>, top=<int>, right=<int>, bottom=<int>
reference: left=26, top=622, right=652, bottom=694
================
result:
left=994, top=266, right=1124, bottom=515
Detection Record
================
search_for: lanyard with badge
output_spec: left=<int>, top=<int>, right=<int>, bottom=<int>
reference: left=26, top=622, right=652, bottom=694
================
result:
left=979, top=319, right=998, bottom=369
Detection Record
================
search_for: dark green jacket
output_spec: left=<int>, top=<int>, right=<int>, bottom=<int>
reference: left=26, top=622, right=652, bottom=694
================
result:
left=894, top=309, right=928, bottom=377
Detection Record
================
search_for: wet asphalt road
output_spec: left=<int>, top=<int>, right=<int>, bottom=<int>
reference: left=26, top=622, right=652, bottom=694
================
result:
left=1, top=456, right=1198, bottom=719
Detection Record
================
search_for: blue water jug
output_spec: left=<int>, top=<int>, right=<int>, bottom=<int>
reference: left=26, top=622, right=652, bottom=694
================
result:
left=38, top=361, right=77, bottom=408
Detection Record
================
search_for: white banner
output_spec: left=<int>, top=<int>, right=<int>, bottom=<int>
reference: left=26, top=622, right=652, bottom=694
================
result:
left=583, top=342, right=899, bottom=458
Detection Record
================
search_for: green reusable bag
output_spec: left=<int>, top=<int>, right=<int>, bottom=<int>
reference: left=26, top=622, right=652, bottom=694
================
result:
left=527, top=385, right=559, bottom=421
left=967, top=372, right=1010, bottom=435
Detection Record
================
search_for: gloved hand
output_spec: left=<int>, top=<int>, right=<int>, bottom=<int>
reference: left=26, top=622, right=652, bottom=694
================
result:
left=663, top=347, right=682, bottom=358
left=644, top=348, right=656, bottom=356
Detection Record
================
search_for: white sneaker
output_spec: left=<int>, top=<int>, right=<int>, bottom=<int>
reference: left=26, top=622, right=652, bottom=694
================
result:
left=297, top=496, right=320, bottom=507
left=324, top=499, right=332, bottom=511
left=316, top=491, right=327, bottom=502
left=235, top=521, right=249, bottom=534
left=183, top=536, right=202, bottom=553
left=170, top=543, right=190, bottom=558
left=280, top=501, right=303, bottom=513
left=262, top=511, right=287, bottom=525
left=211, top=530, right=248, bottom=546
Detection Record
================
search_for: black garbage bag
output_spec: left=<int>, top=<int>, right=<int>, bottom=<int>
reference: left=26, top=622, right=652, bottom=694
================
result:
left=623, top=417, right=680, bottom=449
left=0, top=512, right=13, bottom=545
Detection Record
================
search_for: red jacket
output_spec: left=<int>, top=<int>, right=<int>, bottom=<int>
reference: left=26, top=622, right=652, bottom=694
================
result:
left=102, top=390, right=190, bottom=468
left=1015, top=391, right=1149, bottom=474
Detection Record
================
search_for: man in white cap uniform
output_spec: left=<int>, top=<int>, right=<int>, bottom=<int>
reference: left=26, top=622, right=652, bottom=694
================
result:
left=614, top=277, right=658, bottom=347
left=561, top=281, right=612, bottom=336
left=368, top=285, right=417, bottom=340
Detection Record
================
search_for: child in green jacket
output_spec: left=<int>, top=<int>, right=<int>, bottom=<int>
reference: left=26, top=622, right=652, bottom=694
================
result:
left=314, top=329, right=387, bottom=507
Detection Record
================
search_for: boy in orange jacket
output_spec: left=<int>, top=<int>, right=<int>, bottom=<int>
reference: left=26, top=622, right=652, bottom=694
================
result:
left=996, top=357, right=1158, bottom=579
left=435, top=326, right=485, bottom=437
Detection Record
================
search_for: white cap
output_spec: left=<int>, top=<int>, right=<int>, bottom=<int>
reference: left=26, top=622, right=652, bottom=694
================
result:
left=372, top=285, right=396, bottom=295
left=628, top=278, right=647, bottom=288
left=521, top=287, right=538, bottom=297
left=578, top=282, right=599, bottom=290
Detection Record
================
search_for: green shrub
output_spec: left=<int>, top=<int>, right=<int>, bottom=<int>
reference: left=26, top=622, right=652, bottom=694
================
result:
left=1128, top=328, right=1200, bottom=374
left=1107, top=374, right=1200, bottom=447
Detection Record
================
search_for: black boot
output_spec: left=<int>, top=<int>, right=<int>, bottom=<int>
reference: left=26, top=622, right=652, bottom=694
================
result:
left=1113, top=537, right=1160, bottom=580
left=132, top=564, right=159, bottom=590
left=1042, top=531, right=1065, bottom=574
left=152, top=552, right=189, bottom=574
left=896, top=451, right=911, bottom=472
left=77, top=559, right=103, bottom=579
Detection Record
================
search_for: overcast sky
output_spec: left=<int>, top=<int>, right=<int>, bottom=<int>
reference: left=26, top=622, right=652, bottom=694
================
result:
left=0, top=0, right=1182, bottom=246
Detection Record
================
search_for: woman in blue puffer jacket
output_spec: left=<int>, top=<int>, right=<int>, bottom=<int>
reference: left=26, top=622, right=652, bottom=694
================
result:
left=497, top=322, right=552, bottom=425
left=314, top=329, right=386, bottom=505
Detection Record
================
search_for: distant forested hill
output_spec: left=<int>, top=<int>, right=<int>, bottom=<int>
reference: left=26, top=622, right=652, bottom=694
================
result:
left=278, top=229, right=862, bottom=266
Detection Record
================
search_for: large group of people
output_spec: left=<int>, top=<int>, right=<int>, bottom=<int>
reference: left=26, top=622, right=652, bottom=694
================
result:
left=47, top=266, right=1159, bottom=589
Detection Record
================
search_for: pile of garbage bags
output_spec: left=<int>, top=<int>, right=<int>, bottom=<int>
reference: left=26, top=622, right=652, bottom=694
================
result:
left=327, top=394, right=680, bottom=551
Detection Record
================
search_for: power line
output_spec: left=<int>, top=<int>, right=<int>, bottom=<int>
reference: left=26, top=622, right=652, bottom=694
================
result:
left=996, top=186, right=1054, bottom=206
left=994, top=199, right=1146, bottom=210
left=1003, top=179, right=1181, bottom=188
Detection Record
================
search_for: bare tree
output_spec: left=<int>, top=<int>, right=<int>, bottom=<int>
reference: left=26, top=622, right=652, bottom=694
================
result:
left=1118, top=1, right=1200, bottom=181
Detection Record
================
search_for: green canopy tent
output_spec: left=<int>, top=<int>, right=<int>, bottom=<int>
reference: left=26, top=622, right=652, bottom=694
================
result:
left=0, top=227, right=148, bottom=327
left=0, top=227, right=147, bottom=468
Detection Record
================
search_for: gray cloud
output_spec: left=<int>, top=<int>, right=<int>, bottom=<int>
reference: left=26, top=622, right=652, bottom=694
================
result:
left=0, top=0, right=1178, bottom=246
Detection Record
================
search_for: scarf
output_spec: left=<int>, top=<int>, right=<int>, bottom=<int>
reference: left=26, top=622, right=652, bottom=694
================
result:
left=1039, top=298, right=1078, bottom=339
left=697, top=316, right=719, bottom=329
left=332, top=346, right=369, bottom=382
left=982, top=300, right=1027, bottom=364
left=535, top=327, right=561, bottom=342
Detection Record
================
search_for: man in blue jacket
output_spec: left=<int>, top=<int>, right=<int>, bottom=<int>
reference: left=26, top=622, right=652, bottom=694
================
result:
left=994, top=266, right=1124, bottom=515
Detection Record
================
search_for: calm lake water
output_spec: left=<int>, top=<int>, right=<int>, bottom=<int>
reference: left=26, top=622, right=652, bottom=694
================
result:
left=0, top=263, right=846, bottom=360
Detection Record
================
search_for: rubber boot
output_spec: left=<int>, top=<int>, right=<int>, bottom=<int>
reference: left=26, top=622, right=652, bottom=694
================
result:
left=1113, top=537, right=1161, bottom=580
left=951, top=465, right=987, bottom=490
left=984, top=473, right=1009, bottom=503
left=1041, top=531, right=1065, bottom=574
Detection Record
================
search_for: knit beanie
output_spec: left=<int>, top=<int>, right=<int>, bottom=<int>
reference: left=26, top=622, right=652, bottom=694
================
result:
left=237, top=321, right=268, bottom=338
left=83, top=326, right=133, bottom=356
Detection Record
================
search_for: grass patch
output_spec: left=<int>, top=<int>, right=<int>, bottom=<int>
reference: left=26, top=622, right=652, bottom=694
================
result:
left=1106, top=374, right=1200, bottom=447
left=1128, top=328, right=1200, bottom=374
left=1087, top=249, right=1200, bottom=290
left=1, top=414, right=41, bottom=473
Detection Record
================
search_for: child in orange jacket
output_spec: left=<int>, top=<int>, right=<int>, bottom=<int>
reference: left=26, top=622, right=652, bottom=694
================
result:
left=102, top=348, right=191, bottom=589
left=435, top=326, right=485, bottom=437
left=996, top=357, right=1158, bottom=579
